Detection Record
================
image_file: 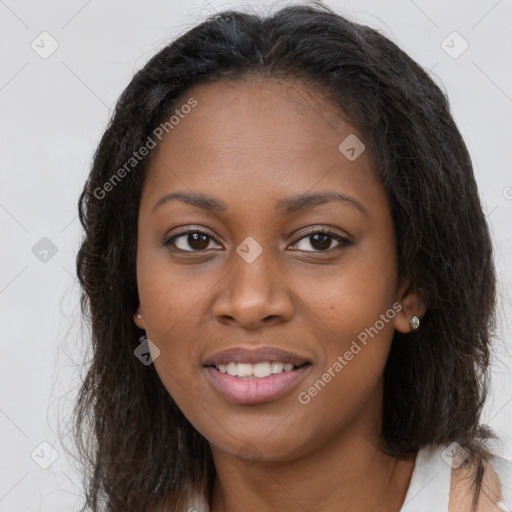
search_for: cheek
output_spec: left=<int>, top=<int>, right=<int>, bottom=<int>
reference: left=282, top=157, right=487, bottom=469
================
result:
left=135, top=246, right=208, bottom=398
left=293, top=274, right=397, bottom=442
left=136, top=242, right=218, bottom=344
left=293, top=244, right=397, bottom=341
left=292, top=238, right=398, bottom=399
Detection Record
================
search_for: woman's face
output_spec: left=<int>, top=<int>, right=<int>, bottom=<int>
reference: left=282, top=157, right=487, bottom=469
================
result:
left=134, top=78, right=423, bottom=462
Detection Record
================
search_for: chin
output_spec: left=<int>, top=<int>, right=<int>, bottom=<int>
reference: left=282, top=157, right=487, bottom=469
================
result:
left=208, top=430, right=318, bottom=465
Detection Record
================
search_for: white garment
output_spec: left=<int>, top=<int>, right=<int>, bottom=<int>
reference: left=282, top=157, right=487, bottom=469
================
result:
left=187, top=443, right=512, bottom=512
left=399, top=443, right=512, bottom=512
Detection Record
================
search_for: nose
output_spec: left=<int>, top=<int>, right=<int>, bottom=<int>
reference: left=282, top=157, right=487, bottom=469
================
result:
left=211, top=245, right=294, bottom=331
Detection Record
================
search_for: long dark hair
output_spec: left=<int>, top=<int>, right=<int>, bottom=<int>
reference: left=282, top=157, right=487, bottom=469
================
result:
left=74, top=3, right=498, bottom=510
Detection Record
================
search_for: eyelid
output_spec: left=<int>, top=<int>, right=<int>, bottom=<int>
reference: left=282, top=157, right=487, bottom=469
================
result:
left=292, top=225, right=353, bottom=243
left=162, top=226, right=221, bottom=249
left=289, top=227, right=353, bottom=251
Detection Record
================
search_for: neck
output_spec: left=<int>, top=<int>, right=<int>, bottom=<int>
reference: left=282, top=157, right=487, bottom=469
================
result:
left=208, top=413, right=416, bottom=512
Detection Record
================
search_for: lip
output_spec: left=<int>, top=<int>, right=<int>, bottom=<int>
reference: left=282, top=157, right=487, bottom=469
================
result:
left=204, top=364, right=311, bottom=404
left=203, top=346, right=311, bottom=367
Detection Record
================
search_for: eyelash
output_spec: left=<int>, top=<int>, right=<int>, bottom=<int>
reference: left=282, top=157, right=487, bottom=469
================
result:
left=162, top=227, right=353, bottom=253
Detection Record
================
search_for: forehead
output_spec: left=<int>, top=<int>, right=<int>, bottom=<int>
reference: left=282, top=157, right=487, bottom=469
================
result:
left=141, top=78, right=383, bottom=215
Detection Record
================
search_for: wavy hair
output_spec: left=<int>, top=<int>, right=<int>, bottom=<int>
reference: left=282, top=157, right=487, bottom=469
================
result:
left=75, top=3, right=498, bottom=511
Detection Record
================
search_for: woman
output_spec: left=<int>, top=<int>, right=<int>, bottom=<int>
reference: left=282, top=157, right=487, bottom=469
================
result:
left=74, top=3, right=512, bottom=511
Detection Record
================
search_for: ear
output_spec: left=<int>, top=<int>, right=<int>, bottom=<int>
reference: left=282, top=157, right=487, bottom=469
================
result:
left=133, top=305, right=145, bottom=330
left=393, top=282, right=427, bottom=333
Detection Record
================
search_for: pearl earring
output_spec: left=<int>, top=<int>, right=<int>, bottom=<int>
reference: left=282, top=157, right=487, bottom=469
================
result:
left=409, top=315, right=420, bottom=330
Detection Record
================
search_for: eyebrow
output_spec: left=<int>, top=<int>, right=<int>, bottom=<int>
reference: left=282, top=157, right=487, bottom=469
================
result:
left=153, top=190, right=367, bottom=216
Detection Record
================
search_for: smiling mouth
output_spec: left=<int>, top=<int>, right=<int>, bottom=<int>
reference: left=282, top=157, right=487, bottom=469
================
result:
left=203, top=361, right=312, bottom=405
left=204, top=361, right=311, bottom=379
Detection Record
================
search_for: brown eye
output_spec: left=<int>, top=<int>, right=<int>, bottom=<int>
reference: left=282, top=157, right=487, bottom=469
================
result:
left=290, top=229, right=352, bottom=252
left=164, top=230, right=221, bottom=252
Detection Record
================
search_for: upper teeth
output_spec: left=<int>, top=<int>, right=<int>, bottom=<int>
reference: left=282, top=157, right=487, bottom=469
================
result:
left=217, top=361, right=296, bottom=378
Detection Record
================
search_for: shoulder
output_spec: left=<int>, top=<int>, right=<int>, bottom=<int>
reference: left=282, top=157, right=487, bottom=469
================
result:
left=448, top=455, right=512, bottom=512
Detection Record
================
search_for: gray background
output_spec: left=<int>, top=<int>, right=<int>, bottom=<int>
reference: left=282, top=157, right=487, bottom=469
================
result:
left=0, top=0, right=511, bottom=510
